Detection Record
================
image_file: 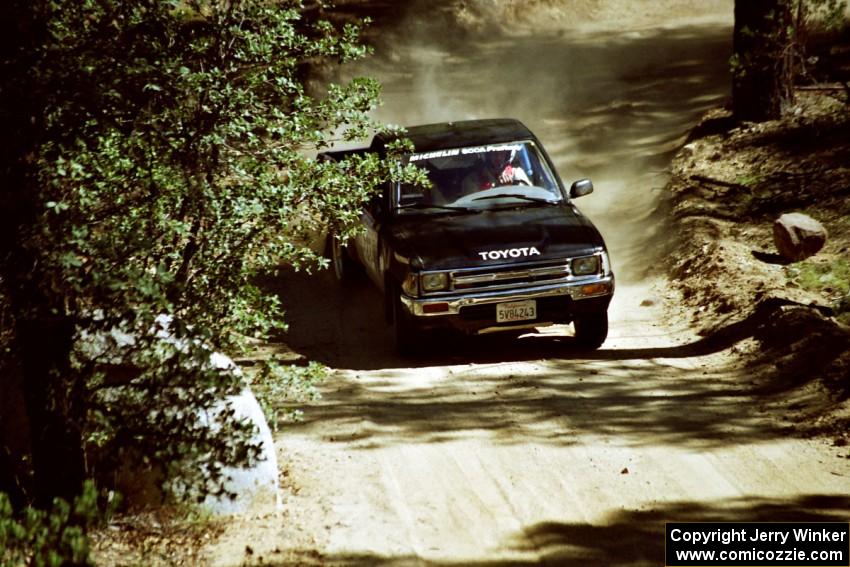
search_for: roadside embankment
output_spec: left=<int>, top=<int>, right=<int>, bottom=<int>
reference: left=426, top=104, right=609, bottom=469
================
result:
left=665, top=87, right=850, bottom=438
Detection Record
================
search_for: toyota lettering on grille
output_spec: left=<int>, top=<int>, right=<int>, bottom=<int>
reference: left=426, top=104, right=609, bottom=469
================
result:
left=478, top=247, right=541, bottom=261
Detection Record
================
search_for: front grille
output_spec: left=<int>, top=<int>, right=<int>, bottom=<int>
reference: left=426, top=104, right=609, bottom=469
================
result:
left=450, top=259, right=571, bottom=293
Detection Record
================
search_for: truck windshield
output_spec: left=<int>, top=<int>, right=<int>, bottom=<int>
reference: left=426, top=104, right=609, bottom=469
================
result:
left=394, top=140, right=562, bottom=214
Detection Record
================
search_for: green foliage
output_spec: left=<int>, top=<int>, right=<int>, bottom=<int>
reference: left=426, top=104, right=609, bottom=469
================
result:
left=251, top=360, right=325, bottom=432
left=785, top=257, right=850, bottom=323
left=785, top=257, right=850, bottom=294
left=2, top=0, right=424, bottom=504
left=0, top=481, right=106, bottom=567
left=33, top=0, right=398, bottom=336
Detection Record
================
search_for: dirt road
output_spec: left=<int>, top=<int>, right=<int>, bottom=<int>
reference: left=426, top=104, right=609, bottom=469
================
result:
left=209, top=2, right=850, bottom=565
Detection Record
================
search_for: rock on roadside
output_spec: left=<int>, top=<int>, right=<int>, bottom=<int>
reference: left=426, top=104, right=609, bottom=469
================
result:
left=197, top=382, right=282, bottom=516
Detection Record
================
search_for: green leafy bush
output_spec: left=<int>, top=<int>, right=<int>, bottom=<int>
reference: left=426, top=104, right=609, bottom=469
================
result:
left=1, top=0, right=426, bottom=507
left=0, top=482, right=103, bottom=567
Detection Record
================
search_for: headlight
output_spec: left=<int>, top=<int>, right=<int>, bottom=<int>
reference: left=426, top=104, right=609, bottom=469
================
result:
left=421, top=272, right=449, bottom=292
left=571, top=255, right=600, bottom=276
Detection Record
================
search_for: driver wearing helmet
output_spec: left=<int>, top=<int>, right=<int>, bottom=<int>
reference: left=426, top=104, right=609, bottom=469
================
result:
left=462, top=148, right=530, bottom=194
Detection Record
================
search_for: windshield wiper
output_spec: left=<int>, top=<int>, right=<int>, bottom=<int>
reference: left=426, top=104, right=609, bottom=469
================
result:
left=470, top=193, right=559, bottom=204
left=396, top=202, right=478, bottom=213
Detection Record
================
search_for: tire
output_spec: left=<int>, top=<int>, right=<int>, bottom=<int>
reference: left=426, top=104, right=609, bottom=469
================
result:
left=390, top=283, right=420, bottom=356
left=573, top=311, right=608, bottom=350
left=329, top=234, right=357, bottom=283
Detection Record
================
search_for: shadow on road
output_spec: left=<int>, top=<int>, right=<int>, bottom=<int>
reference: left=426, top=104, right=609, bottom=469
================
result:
left=265, top=267, right=798, bottom=371
left=258, top=495, right=850, bottom=566
left=260, top=268, right=836, bottom=451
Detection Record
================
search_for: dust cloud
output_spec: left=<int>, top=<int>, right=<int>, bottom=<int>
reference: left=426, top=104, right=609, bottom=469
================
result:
left=349, top=0, right=733, bottom=284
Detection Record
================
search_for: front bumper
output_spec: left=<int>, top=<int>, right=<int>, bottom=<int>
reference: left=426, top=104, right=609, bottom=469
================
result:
left=399, top=276, right=614, bottom=333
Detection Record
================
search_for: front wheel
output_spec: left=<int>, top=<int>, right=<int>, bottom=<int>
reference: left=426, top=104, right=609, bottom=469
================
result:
left=573, top=311, right=608, bottom=350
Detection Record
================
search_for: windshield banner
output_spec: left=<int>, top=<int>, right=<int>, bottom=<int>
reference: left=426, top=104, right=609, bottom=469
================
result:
left=410, top=144, right=523, bottom=162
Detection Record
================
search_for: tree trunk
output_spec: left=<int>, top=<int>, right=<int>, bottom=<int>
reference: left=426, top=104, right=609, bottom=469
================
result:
left=732, top=0, right=795, bottom=122
left=14, top=314, right=86, bottom=506
left=0, top=0, right=87, bottom=506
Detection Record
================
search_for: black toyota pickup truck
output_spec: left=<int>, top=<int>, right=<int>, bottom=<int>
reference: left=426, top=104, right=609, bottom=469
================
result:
left=322, top=119, right=614, bottom=354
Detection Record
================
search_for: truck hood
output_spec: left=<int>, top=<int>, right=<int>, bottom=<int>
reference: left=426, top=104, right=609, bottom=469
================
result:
left=385, top=205, right=605, bottom=270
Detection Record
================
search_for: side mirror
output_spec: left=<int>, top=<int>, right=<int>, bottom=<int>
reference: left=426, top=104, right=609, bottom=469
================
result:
left=569, top=178, right=594, bottom=199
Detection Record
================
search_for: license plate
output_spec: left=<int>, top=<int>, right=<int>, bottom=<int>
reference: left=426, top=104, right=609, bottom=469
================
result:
left=496, top=300, right=537, bottom=323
